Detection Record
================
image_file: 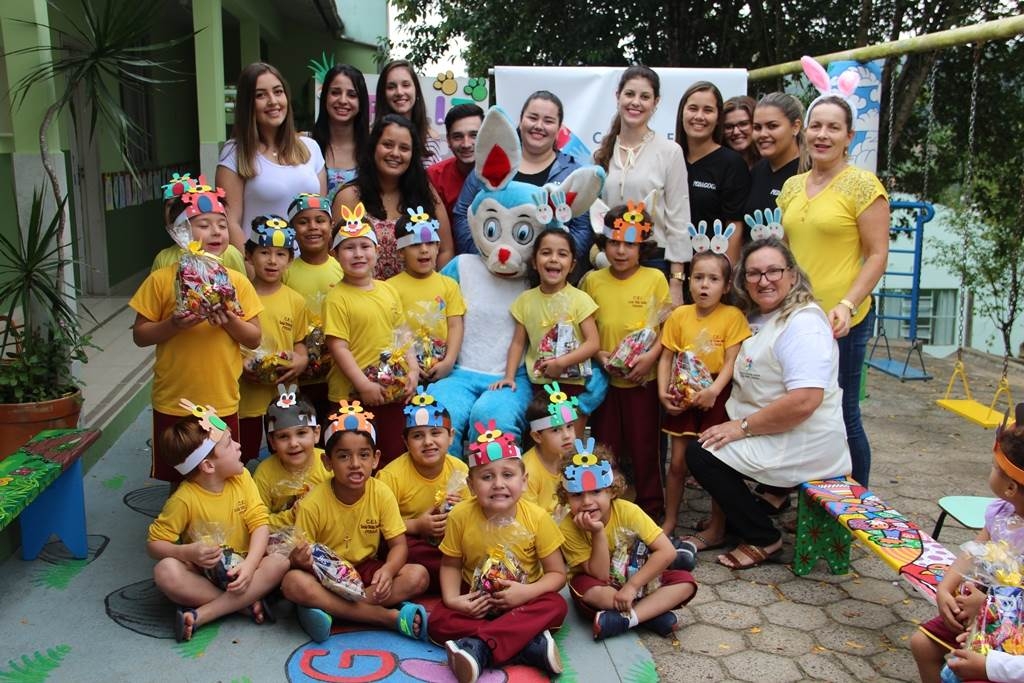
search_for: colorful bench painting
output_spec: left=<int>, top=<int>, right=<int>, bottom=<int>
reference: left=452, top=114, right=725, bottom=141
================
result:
left=793, top=477, right=957, bottom=604
left=0, top=428, right=100, bottom=560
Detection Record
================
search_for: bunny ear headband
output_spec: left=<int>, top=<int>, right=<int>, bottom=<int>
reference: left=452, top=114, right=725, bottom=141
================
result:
left=265, top=383, right=317, bottom=435
left=801, top=56, right=860, bottom=128
left=561, top=437, right=614, bottom=493
left=174, top=398, right=229, bottom=475
left=688, top=219, right=734, bottom=261
left=323, top=400, right=377, bottom=447
left=395, top=206, right=442, bottom=249
left=744, top=208, right=784, bottom=241
left=468, top=419, right=521, bottom=467
left=529, top=381, right=580, bottom=432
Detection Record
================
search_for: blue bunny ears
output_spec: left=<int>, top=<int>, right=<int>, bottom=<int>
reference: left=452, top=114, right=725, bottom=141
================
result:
left=744, top=208, right=784, bottom=241
left=688, top=219, right=733, bottom=258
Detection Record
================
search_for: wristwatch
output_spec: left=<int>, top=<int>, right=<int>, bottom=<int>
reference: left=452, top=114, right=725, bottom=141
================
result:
left=670, top=272, right=685, bottom=281
left=839, top=298, right=858, bottom=316
left=740, top=418, right=753, bottom=438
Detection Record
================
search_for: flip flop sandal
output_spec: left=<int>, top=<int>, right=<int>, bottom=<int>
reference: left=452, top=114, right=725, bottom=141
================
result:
left=397, top=601, right=429, bottom=641
left=679, top=533, right=727, bottom=552
left=248, top=598, right=276, bottom=625
left=717, top=543, right=782, bottom=570
left=174, top=606, right=199, bottom=643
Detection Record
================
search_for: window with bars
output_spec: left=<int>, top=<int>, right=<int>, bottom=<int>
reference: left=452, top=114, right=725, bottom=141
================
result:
left=876, top=289, right=957, bottom=344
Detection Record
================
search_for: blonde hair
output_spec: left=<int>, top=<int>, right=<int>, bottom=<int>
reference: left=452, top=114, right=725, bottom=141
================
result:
left=732, top=237, right=817, bottom=322
left=230, top=62, right=310, bottom=179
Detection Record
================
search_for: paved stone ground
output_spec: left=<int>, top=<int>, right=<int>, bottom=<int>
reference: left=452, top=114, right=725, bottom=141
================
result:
left=644, top=346, right=1024, bottom=682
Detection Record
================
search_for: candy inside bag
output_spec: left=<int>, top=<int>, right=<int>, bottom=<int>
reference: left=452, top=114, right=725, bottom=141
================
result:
left=607, top=299, right=672, bottom=378
left=609, top=528, right=662, bottom=600
left=299, top=318, right=332, bottom=381
left=242, top=345, right=293, bottom=385
left=311, top=543, right=365, bottom=601
left=361, top=327, right=413, bottom=402
left=189, top=521, right=243, bottom=589
left=407, top=299, right=448, bottom=375
left=267, top=525, right=309, bottom=556
left=471, top=517, right=530, bottom=600
left=532, top=291, right=592, bottom=380
left=957, top=539, right=1024, bottom=656
left=669, top=350, right=713, bottom=407
left=268, top=472, right=316, bottom=514
left=171, top=239, right=243, bottom=320
left=427, top=470, right=469, bottom=546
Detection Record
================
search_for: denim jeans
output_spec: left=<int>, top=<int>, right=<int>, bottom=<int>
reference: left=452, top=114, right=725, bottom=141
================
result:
left=837, top=309, right=874, bottom=486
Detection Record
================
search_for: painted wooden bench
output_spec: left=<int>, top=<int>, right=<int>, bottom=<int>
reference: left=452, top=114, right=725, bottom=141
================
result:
left=0, top=428, right=100, bottom=560
left=792, top=477, right=957, bottom=604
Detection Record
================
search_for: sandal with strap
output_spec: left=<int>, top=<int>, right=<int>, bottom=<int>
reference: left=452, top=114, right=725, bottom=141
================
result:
left=396, top=601, right=429, bottom=641
left=679, top=533, right=727, bottom=552
left=717, top=543, right=782, bottom=570
left=174, top=606, right=199, bottom=643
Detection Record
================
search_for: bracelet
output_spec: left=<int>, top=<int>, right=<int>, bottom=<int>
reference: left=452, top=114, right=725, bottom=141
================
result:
left=839, top=299, right=858, bottom=316
left=670, top=272, right=685, bottom=282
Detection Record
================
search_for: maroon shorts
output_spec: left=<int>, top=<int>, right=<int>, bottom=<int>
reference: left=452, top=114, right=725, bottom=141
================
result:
left=406, top=537, right=443, bottom=593
left=662, top=381, right=732, bottom=437
left=151, top=409, right=240, bottom=483
left=354, top=557, right=385, bottom=585
left=568, top=569, right=697, bottom=620
left=918, top=613, right=962, bottom=650
left=238, top=415, right=265, bottom=464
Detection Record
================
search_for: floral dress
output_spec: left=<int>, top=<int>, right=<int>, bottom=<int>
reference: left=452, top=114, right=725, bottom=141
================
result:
left=369, top=216, right=402, bottom=280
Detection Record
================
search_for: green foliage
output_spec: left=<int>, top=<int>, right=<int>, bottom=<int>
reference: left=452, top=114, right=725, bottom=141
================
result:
left=0, top=192, right=94, bottom=404
left=0, top=645, right=71, bottom=683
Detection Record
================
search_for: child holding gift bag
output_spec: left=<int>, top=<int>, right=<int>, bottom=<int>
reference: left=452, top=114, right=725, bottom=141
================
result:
left=131, top=184, right=263, bottom=484
left=912, top=403, right=1024, bottom=683
left=581, top=201, right=671, bottom=520
left=152, top=172, right=246, bottom=274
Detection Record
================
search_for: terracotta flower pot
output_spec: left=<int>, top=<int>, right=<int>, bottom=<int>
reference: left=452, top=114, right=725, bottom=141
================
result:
left=0, top=389, right=83, bottom=461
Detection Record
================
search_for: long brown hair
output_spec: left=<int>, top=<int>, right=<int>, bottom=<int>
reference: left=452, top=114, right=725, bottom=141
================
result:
left=593, top=65, right=660, bottom=171
left=374, top=60, right=430, bottom=157
left=756, top=92, right=809, bottom=173
left=723, top=95, right=760, bottom=167
left=675, top=81, right=725, bottom=157
left=231, top=62, right=309, bottom=179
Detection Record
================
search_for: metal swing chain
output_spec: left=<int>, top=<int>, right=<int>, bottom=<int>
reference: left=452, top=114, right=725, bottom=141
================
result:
left=955, top=44, right=982, bottom=362
left=884, top=61, right=899, bottom=191
left=921, top=58, right=939, bottom=200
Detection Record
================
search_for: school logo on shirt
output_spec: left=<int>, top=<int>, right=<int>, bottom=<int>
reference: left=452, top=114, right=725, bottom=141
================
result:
left=233, top=500, right=248, bottom=514
left=692, top=180, right=717, bottom=190
left=738, top=355, right=760, bottom=381
left=280, top=315, right=293, bottom=334
left=359, top=518, right=381, bottom=534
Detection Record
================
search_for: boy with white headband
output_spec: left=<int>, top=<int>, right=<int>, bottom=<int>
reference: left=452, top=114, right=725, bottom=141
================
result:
left=522, top=382, right=579, bottom=514
left=147, top=400, right=289, bottom=643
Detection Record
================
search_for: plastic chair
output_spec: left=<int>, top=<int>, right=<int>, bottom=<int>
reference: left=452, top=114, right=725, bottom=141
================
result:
left=932, top=496, right=995, bottom=540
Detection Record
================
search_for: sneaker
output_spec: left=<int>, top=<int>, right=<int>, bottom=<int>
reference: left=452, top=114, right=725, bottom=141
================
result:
left=515, top=629, right=562, bottom=675
left=593, top=610, right=631, bottom=641
left=445, top=637, right=489, bottom=683
left=641, top=610, right=678, bottom=637
left=296, top=606, right=332, bottom=643
left=671, top=537, right=698, bottom=571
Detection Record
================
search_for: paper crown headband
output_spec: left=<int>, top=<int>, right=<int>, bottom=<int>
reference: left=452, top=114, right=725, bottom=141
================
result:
left=743, top=208, right=784, bottom=241
left=265, top=384, right=317, bottom=434
left=562, top=438, right=614, bottom=493
left=331, top=202, right=378, bottom=248
left=688, top=219, right=733, bottom=259
left=174, top=398, right=228, bottom=475
left=468, top=420, right=521, bottom=467
left=249, top=215, right=297, bottom=250
left=288, top=193, right=332, bottom=222
left=529, top=382, right=579, bottom=432
left=323, top=400, right=377, bottom=447
left=994, top=403, right=1024, bottom=485
left=605, top=201, right=653, bottom=243
left=395, top=206, right=441, bottom=249
left=162, top=172, right=199, bottom=201
left=173, top=184, right=227, bottom=227
left=801, top=56, right=860, bottom=128
left=403, top=387, right=450, bottom=430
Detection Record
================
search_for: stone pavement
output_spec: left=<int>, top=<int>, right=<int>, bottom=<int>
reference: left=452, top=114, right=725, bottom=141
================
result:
left=644, top=347, right=1022, bottom=681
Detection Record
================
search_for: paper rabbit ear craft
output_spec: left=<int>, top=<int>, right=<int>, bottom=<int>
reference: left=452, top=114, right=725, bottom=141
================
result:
left=801, top=55, right=861, bottom=127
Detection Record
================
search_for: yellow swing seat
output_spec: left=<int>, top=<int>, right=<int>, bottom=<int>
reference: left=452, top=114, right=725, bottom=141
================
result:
left=936, top=359, right=1013, bottom=429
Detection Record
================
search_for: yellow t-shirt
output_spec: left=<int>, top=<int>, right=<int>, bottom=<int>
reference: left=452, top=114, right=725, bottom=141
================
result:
left=509, top=285, right=598, bottom=387
left=376, top=453, right=470, bottom=522
left=439, top=497, right=565, bottom=587
left=129, top=266, right=263, bottom=415
left=386, top=270, right=468, bottom=344
left=522, top=447, right=563, bottom=515
left=282, top=257, right=344, bottom=318
left=239, top=284, right=310, bottom=418
left=559, top=498, right=663, bottom=577
left=151, top=244, right=247, bottom=275
left=660, top=304, right=750, bottom=374
left=294, top=476, right=406, bottom=564
left=323, top=279, right=405, bottom=402
left=147, top=469, right=268, bottom=554
left=580, top=266, right=670, bottom=388
left=252, top=448, right=331, bottom=528
left=777, top=165, right=887, bottom=327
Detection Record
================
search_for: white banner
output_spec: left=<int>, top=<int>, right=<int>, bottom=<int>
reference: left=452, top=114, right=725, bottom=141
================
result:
left=494, top=66, right=748, bottom=156
left=361, top=72, right=490, bottom=129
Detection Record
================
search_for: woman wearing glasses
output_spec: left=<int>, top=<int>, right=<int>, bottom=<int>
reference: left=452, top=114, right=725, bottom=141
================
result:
left=685, top=237, right=851, bottom=569
left=776, top=95, right=889, bottom=487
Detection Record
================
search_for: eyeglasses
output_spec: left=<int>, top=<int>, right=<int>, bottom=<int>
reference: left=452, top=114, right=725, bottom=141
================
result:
left=724, top=120, right=751, bottom=132
left=744, top=266, right=789, bottom=284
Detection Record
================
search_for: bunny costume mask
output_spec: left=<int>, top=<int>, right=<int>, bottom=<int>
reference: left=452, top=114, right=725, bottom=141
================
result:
left=429, top=107, right=606, bottom=456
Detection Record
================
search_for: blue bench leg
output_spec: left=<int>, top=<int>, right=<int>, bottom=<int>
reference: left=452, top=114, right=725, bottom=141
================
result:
left=19, top=459, right=87, bottom=560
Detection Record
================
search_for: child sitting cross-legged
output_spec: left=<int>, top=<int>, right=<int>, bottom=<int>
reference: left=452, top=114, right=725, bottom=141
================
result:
left=376, top=388, right=470, bottom=591
left=429, top=422, right=567, bottom=683
left=147, top=400, right=290, bottom=642
left=281, top=402, right=430, bottom=643
left=252, top=386, right=331, bottom=528
left=522, top=383, right=579, bottom=514
left=559, top=440, right=698, bottom=641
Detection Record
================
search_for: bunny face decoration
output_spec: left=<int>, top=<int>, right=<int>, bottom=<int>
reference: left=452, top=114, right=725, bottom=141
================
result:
left=688, top=219, right=734, bottom=257
left=744, top=208, right=784, bottom=241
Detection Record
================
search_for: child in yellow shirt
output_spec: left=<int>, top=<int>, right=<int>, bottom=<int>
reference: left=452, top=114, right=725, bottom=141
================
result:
left=522, top=384, right=579, bottom=514
left=386, top=210, right=466, bottom=382
left=282, top=402, right=430, bottom=643
left=377, top=389, right=470, bottom=590
left=147, top=401, right=289, bottom=642
left=558, top=441, right=697, bottom=641
left=429, top=422, right=567, bottom=683
left=253, top=387, right=330, bottom=528
left=153, top=172, right=246, bottom=274
left=131, top=184, right=263, bottom=484
left=238, top=217, right=309, bottom=460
